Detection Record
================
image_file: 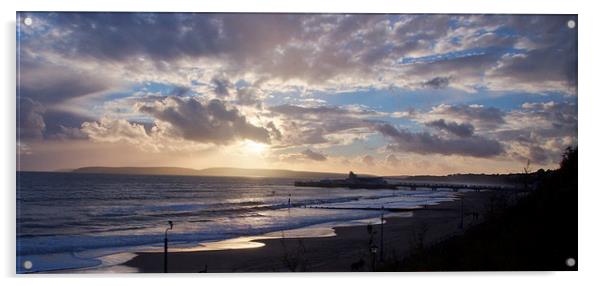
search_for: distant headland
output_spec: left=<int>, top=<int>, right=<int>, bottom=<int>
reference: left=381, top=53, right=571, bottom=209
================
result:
left=63, top=166, right=524, bottom=185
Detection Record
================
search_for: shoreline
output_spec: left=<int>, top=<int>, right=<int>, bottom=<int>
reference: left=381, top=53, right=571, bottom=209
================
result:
left=123, top=190, right=499, bottom=272
left=42, top=206, right=397, bottom=273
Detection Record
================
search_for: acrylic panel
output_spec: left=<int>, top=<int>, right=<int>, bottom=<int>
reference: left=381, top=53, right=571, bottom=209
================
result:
left=16, top=12, right=578, bottom=273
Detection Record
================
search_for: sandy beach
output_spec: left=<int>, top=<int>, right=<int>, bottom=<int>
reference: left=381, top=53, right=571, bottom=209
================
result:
left=123, top=190, right=500, bottom=272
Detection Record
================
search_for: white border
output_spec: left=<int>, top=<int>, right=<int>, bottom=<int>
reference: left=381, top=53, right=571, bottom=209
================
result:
left=2, top=1, right=600, bottom=286
left=4, top=0, right=581, bottom=14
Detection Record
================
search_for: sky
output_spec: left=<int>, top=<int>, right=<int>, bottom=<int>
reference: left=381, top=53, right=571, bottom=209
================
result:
left=16, top=13, right=577, bottom=175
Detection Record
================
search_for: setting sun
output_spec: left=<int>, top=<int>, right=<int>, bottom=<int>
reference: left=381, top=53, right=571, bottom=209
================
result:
left=241, top=140, right=268, bottom=155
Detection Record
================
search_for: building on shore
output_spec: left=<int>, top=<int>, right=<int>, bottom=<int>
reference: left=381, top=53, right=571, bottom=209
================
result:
left=295, top=171, right=396, bottom=189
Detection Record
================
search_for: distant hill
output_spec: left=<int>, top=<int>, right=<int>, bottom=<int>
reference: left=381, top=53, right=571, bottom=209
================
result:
left=70, top=167, right=526, bottom=184
left=72, top=167, right=204, bottom=177
left=196, top=167, right=349, bottom=179
left=71, top=166, right=353, bottom=179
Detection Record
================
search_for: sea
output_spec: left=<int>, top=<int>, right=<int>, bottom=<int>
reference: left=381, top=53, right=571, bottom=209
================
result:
left=16, top=171, right=460, bottom=273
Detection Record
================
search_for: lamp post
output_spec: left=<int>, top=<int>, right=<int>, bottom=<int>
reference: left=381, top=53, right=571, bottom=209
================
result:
left=370, top=245, right=378, bottom=271
left=380, top=205, right=384, bottom=262
left=459, top=195, right=464, bottom=229
left=164, top=220, right=173, bottom=273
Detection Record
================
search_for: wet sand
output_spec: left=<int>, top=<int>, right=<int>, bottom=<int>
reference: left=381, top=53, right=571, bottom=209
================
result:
left=124, top=191, right=499, bottom=272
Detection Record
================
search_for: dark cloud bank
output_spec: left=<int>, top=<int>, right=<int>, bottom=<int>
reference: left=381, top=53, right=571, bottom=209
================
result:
left=136, top=97, right=271, bottom=144
left=426, top=119, right=475, bottom=138
left=375, top=123, right=504, bottom=158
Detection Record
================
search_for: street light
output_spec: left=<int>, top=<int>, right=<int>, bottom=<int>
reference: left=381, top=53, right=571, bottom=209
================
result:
left=164, top=220, right=173, bottom=273
left=380, top=205, right=384, bottom=262
left=370, top=245, right=378, bottom=271
left=459, top=194, right=464, bottom=229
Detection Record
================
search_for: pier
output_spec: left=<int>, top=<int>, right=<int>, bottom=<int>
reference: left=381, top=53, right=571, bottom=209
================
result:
left=390, top=181, right=522, bottom=192
left=294, top=171, right=524, bottom=192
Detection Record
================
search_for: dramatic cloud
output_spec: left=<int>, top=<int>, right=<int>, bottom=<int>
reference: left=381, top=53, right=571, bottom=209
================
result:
left=426, top=119, right=475, bottom=137
left=81, top=118, right=150, bottom=145
left=301, top=149, right=327, bottom=161
left=485, top=16, right=578, bottom=94
left=376, top=123, right=504, bottom=158
left=18, top=59, right=116, bottom=105
left=486, top=50, right=576, bottom=94
left=16, top=13, right=577, bottom=173
left=41, top=110, right=96, bottom=138
left=211, top=75, right=233, bottom=97
left=47, top=126, right=89, bottom=140
left=80, top=95, right=274, bottom=151
left=17, top=97, right=46, bottom=140
left=80, top=117, right=212, bottom=153
left=422, top=76, right=451, bottom=89
left=517, top=101, right=578, bottom=138
left=235, top=87, right=262, bottom=107
left=269, top=104, right=375, bottom=118
left=267, top=104, right=379, bottom=147
left=423, top=104, right=506, bottom=129
left=496, top=101, right=577, bottom=164
left=20, top=13, right=576, bottom=93
left=401, top=52, right=501, bottom=92
left=385, top=100, right=576, bottom=164
left=39, top=13, right=222, bottom=62
left=17, top=57, right=120, bottom=141
left=279, top=148, right=328, bottom=163
left=266, top=121, right=282, bottom=141
left=135, top=97, right=271, bottom=144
